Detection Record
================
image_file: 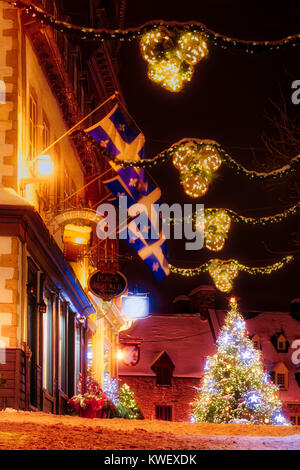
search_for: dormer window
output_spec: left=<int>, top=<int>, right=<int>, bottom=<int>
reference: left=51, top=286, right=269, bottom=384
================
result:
left=151, top=352, right=175, bottom=387
left=277, top=334, right=287, bottom=351
left=274, top=363, right=289, bottom=391
left=252, top=334, right=261, bottom=350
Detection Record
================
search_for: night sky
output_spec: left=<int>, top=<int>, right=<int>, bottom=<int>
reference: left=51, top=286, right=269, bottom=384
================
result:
left=67, top=1, right=300, bottom=313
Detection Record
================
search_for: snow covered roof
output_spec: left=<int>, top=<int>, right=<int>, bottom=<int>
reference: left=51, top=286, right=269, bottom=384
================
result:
left=0, top=186, right=33, bottom=207
left=119, top=308, right=300, bottom=402
left=119, top=314, right=215, bottom=378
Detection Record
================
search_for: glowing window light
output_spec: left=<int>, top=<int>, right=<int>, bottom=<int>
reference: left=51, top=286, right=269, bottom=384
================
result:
left=37, top=154, right=53, bottom=176
left=121, top=294, right=149, bottom=319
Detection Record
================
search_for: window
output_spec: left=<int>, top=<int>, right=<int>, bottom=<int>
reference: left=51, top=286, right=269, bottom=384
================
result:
left=290, top=415, right=300, bottom=426
left=59, top=302, right=67, bottom=393
left=252, top=334, right=261, bottom=350
left=156, top=406, right=172, bottom=421
left=75, top=325, right=81, bottom=393
left=274, top=363, right=289, bottom=391
left=277, top=334, right=287, bottom=351
left=156, top=366, right=172, bottom=386
left=276, top=373, right=286, bottom=389
left=29, top=95, right=37, bottom=163
left=43, top=296, right=53, bottom=394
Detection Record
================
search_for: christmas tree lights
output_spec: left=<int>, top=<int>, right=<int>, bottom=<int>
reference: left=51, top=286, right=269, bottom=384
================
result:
left=191, top=298, right=289, bottom=424
left=117, top=384, right=143, bottom=419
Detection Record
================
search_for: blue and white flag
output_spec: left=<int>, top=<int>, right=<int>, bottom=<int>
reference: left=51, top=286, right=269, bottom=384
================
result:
left=85, top=105, right=169, bottom=282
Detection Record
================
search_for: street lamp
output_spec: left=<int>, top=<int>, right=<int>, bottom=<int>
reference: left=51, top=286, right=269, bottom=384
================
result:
left=20, top=154, right=53, bottom=192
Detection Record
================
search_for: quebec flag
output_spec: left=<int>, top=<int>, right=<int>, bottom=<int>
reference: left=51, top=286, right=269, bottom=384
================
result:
left=85, top=105, right=169, bottom=282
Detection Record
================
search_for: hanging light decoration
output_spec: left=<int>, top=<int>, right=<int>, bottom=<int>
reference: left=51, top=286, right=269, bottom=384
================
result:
left=140, top=27, right=208, bottom=92
left=203, top=209, right=232, bottom=251
left=208, top=259, right=239, bottom=293
left=172, top=143, right=222, bottom=197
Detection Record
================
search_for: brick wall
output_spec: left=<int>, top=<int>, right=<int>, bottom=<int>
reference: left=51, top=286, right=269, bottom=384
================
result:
left=119, top=375, right=200, bottom=421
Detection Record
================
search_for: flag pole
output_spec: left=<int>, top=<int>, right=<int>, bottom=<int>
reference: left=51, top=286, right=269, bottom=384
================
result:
left=38, top=92, right=118, bottom=156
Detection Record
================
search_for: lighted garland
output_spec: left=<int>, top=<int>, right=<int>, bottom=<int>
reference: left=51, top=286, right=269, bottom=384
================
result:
left=7, top=1, right=300, bottom=52
left=168, top=255, right=294, bottom=292
left=170, top=204, right=300, bottom=252
left=82, top=131, right=300, bottom=187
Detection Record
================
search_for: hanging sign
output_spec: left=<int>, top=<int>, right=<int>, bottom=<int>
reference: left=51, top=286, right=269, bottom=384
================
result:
left=88, top=270, right=127, bottom=301
left=120, top=344, right=140, bottom=367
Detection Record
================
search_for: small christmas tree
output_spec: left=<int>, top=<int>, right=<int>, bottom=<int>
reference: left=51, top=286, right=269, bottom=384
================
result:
left=117, top=384, right=143, bottom=419
left=103, top=372, right=119, bottom=405
left=192, top=297, right=288, bottom=425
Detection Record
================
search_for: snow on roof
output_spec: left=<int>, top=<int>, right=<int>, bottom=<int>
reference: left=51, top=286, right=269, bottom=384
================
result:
left=172, top=295, right=190, bottom=303
left=215, top=309, right=300, bottom=402
left=119, top=314, right=215, bottom=378
left=0, top=186, right=33, bottom=207
left=189, top=284, right=216, bottom=296
left=119, top=309, right=300, bottom=402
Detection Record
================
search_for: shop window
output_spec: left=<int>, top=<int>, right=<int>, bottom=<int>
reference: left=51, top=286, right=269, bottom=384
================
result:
left=59, top=302, right=67, bottom=393
left=43, top=296, right=53, bottom=394
left=156, top=406, right=172, bottom=421
left=29, top=94, right=37, bottom=163
left=75, top=325, right=81, bottom=393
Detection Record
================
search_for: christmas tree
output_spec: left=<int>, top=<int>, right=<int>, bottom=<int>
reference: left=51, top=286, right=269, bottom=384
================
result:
left=117, top=384, right=143, bottom=419
left=192, top=297, right=288, bottom=425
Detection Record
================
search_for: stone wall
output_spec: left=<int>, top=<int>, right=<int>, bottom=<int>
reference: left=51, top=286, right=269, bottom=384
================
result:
left=0, top=236, right=20, bottom=351
left=119, top=375, right=200, bottom=421
left=0, top=1, right=19, bottom=190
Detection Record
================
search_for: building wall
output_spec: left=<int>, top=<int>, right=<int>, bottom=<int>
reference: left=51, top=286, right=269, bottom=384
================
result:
left=119, top=375, right=200, bottom=421
left=0, top=2, right=19, bottom=189
left=0, top=236, right=21, bottom=350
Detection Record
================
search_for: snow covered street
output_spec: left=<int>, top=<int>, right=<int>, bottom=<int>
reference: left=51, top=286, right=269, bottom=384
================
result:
left=0, top=410, right=299, bottom=450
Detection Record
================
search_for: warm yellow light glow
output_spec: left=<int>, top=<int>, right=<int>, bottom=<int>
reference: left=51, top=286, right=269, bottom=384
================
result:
left=63, top=224, right=92, bottom=246
left=117, top=349, right=124, bottom=361
left=203, top=210, right=231, bottom=251
left=140, top=28, right=208, bottom=92
left=208, top=260, right=239, bottom=293
left=37, top=154, right=53, bottom=176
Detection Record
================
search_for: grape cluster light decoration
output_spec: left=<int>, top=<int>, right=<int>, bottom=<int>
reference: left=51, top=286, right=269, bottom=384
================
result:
left=172, top=142, right=222, bottom=197
left=168, top=256, right=293, bottom=293
left=203, top=209, right=231, bottom=251
left=140, top=28, right=208, bottom=92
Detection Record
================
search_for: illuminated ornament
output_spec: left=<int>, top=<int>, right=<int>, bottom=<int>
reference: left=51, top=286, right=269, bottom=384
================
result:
left=148, top=58, right=184, bottom=92
left=140, top=27, right=208, bottom=92
left=208, top=259, right=239, bottom=292
left=247, top=392, right=261, bottom=407
left=271, top=412, right=289, bottom=426
left=173, top=144, right=222, bottom=198
left=177, top=32, right=208, bottom=65
left=172, top=143, right=197, bottom=171
left=204, top=209, right=231, bottom=251
left=182, top=172, right=209, bottom=198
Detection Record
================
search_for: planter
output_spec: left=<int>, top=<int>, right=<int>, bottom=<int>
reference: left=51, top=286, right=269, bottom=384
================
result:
left=79, top=406, right=100, bottom=419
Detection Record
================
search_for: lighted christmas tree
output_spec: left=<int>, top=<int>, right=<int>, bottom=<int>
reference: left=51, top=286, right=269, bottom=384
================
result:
left=117, top=384, right=143, bottom=419
left=192, top=297, right=288, bottom=425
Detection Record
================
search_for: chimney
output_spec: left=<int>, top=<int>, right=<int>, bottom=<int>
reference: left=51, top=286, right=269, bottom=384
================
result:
left=189, top=284, right=216, bottom=318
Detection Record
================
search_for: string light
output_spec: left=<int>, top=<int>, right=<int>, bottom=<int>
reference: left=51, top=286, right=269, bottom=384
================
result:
left=9, top=1, right=300, bottom=54
left=168, top=256, right=294, bottom=293
left=82, top=131, right=300, bottom=183
left=140, top=28, right=207, bottom=92
left=202, top=209, right=231, bottom=251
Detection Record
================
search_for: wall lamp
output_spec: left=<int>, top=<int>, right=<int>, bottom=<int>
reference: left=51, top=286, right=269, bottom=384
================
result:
left=20, top=155, right=54, bottom=192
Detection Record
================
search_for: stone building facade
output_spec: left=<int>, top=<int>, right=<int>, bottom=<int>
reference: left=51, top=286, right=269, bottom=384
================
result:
left=119, top=286, right=300, bottom=423
left=0, top=0, right=129, bottom=412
